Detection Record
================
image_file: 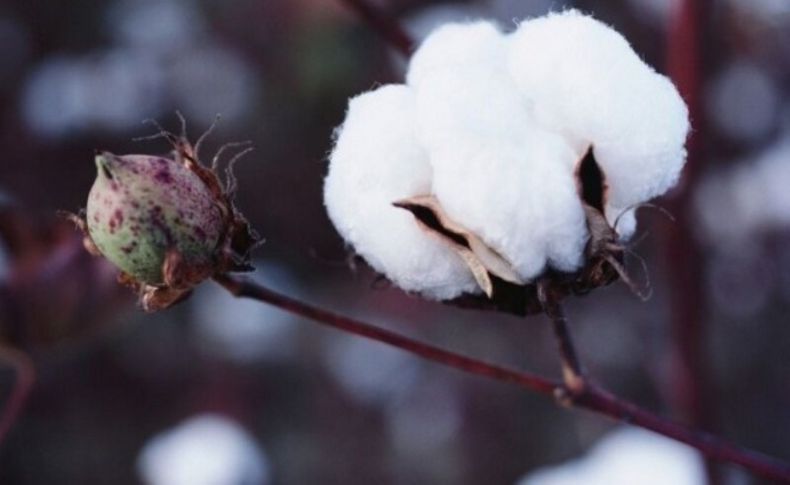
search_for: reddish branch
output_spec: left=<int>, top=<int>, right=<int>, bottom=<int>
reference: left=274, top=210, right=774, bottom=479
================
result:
left=664, top=0, right=709, bottom=424
left=214, top=274, right=790, bottom=483
left=538, top=280, right=585, bottom=396
left=664, top=3, right=718, bottom=484
left=336, top=0, right=415, bottom=55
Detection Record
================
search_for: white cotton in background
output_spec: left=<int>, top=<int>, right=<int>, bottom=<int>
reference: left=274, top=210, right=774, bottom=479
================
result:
left=323, top=334, right=421, bottom=408
left=21, top=50, right=165, bottom=138
left=166, top=45, right=258, bottom=124
left=507, top=10, right=689, bottom=237
left=106, top=0, right=205, bottom=54
left=707, top=60, right=780, bottom=144
left=324, top=84, right=479, bottom=300
left=385, top=378, right=462, bottom=456
left=517, top=427, right=706, bottom=485
left=190, top=260, right=301, bottom=364
left=414, top=64, right=587, bottom=278
left=406, top=21, right=508, bottom=88
left=137, top=414, right=271, bottom=485
left=694, top=136, right=790, bottom=244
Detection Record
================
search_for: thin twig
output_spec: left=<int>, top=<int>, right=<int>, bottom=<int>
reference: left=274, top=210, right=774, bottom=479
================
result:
left=336, top=0, right=415, bottom=56
left=538, top=280, right=585, bottom=396
left=213, top=273, right=557, bottom=395
left=213, top=273, right=790, bottom=483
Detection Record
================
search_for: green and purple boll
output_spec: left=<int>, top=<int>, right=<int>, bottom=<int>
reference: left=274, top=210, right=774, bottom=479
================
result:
left=66, top=127, right=259, bottom=311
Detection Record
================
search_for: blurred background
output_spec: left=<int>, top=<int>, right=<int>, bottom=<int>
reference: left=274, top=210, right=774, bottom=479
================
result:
left=0, top=0, right=788, bottom=484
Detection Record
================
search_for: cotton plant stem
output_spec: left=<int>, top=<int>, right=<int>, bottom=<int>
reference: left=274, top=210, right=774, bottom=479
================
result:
left=335, top=0, right=415, bottom=55
left=213, top=273, right=790, bottom=483
left=537, top=280, right=585, bottom=396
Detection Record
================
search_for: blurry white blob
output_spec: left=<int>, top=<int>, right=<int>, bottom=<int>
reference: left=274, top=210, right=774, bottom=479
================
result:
left=707, top=60, right=780, bottom=143
left=327, top=11, right=688, bottom=299
left=517, top=427, right=705, bottom=485
left=624, top=0, right=680, bottom=28
left=695, top=136, right=790, bottom=244
left=137, top=413, right=271, bottom=485
left=166, top=45, right=258, bottom=123
left=21, top=50, right=164, bottom=138
left=107, top=0, right=205, bottom=54
left=190, top=260, right=301, bottom=364
left=385, top=379, right=462, bottom=456
left=22, top=0, right=259, bottom=138
left=323, top=333, right=421, bottom=407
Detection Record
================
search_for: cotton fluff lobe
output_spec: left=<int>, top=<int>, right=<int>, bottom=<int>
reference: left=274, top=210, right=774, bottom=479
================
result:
left=324, top=11, right=689, bottom=300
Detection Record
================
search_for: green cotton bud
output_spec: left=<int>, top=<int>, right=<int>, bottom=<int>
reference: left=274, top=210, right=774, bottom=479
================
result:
left=86, top=152, right=224, bottom=285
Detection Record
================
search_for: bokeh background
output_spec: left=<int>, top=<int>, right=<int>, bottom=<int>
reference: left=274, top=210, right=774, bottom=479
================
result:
left=0, top=0, right=788, bottom=484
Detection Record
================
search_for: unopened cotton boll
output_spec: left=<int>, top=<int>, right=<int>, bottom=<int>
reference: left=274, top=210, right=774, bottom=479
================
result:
left=324, top=85, right=479, bottom=300
left=508, top=10, right=689, bottom=237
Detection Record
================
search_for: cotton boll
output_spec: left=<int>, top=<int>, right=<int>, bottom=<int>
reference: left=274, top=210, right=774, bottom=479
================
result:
left=415, top=67, right=588, bottom=279
left=325, top=85, right=479, bottom=300
left=508, top=10, right=689, bottom=236
left=407, top=21, right=508, bottom=88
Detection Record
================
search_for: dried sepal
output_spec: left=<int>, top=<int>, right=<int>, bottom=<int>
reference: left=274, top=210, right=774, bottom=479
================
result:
left=393, top=195, right=524, bottom=297
left=418, top=147, right=648, bottom=316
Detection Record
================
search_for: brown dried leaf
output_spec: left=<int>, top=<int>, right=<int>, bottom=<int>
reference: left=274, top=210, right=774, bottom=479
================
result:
left=393, top=195, right=524, bottom=298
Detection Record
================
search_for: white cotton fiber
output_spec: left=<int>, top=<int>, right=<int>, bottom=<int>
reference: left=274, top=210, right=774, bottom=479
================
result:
left=325, top=11, right=689, bottom=299
left=406, top=21, right=507, bottom=88
left=508, top=10, right=689, bottom=237
left=415, top=65, right=587, bottom=278
left=324, top=84, right=479, bottom=300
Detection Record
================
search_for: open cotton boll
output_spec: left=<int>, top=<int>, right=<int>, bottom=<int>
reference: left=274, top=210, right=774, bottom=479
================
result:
left=508, top=10, right=689, bottom=237
left=324, top=84, right=479, bottom=300
left=415, top=67, right=588, bottom=279
left=406, top=20, right=507, bottom=88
